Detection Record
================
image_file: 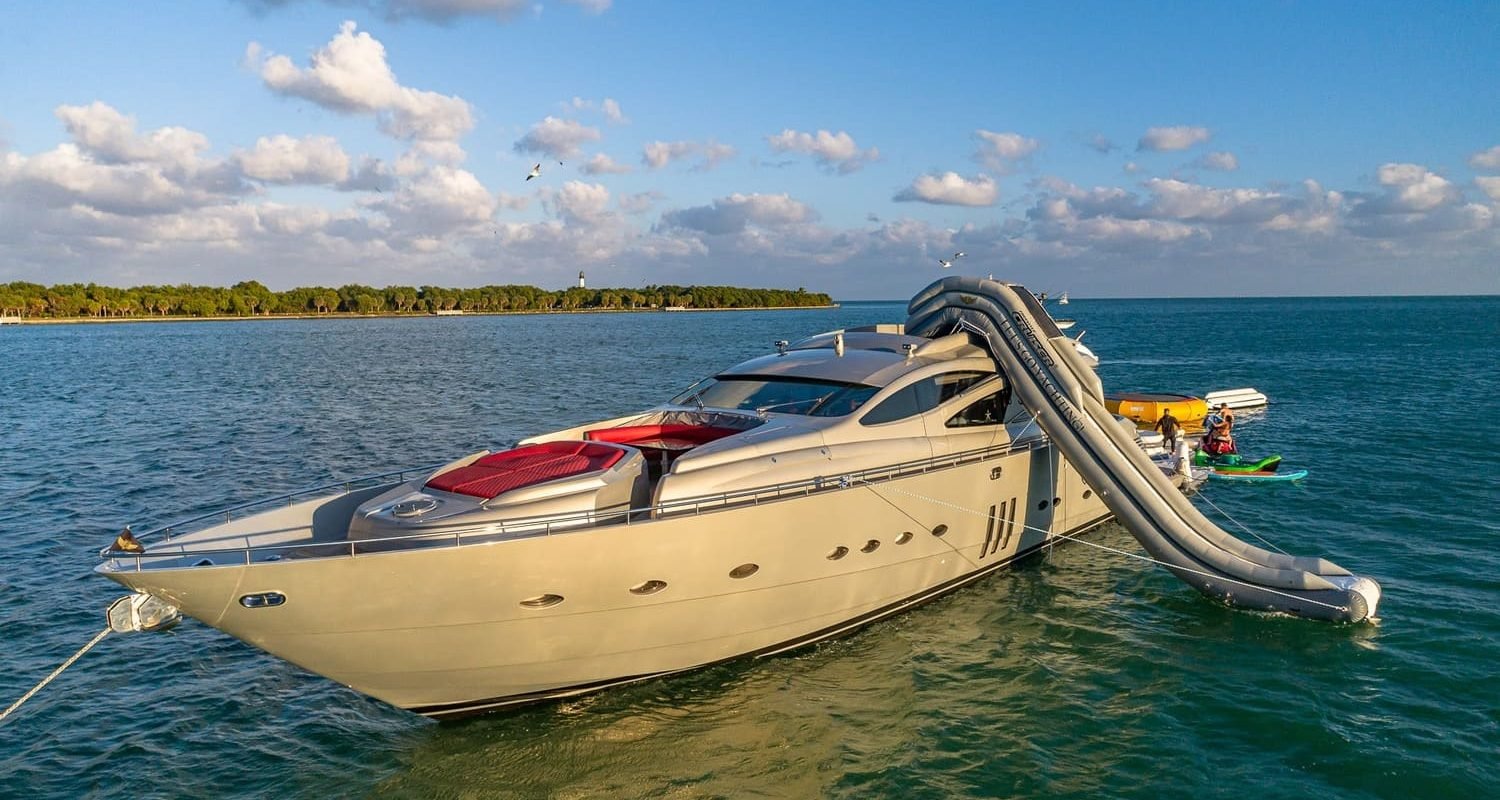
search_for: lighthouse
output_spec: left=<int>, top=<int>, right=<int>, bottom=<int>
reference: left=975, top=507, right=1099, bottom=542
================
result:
left=578, top=270, right=586, bottom=289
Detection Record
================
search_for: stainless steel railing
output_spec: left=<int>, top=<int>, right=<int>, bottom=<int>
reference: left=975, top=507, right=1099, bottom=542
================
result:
left=98, top=436, right=1055, bottom=570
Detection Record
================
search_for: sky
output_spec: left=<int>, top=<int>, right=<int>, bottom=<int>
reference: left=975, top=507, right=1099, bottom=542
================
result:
left=1, top=1, right=1497, bottom=299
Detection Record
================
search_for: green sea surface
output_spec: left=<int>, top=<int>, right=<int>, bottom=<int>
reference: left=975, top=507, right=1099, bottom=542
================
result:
left=1, top=295, right=1496, bottom=798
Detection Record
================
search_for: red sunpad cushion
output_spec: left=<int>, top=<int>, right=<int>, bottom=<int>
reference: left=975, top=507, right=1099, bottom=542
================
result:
left=426, top=441, right=625, bottom=499
left=585, top=424, right=741, bottom=447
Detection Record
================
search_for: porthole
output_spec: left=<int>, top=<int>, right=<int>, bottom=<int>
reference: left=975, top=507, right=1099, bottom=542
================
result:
left=629, top=580, right=668, bottom=595
left=239, top=591, right=286, bottom=609
left=729, top=563, right=760, bottom=579
left=1082, top=489, right=1093, bottom=499
left=861, top=539, right=881, bottom=553
left=931, top=524, right=949, bottom=538
left=1037, top=500, right=1049, bottom=510
left=895, top=531, right=914, bottom=545
left=826, top=546, right=849, bottom=561
left=1053, top=496, right=1062, bottom=506
left=519, top=593, right=564, bottom=609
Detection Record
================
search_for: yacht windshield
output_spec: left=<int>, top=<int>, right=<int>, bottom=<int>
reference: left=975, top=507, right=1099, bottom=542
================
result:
left=672, top=376, right=879, bottom=417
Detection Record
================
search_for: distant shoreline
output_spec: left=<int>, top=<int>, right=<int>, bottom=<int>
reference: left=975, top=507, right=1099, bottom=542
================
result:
left=1, top=304, right=841, bottom=326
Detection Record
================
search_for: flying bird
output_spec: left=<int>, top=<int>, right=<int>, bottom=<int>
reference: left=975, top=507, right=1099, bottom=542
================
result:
left=937, top=251, right=965, bottom=269
left=526, top=163, right=541, bottom=181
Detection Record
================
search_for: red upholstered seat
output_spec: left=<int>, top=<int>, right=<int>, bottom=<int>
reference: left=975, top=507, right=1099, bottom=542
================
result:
left=426, top=441, right=626, bottom=499
left=584, top=424, right=741, bottom=447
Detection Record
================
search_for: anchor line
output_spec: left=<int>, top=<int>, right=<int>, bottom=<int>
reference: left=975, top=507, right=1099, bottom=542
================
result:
left=871, top=481, right=1348, bottom=615
left=0, top=627, right=112, bottom=725
left=1192, top=489, right=1290, bottom=555
left=859, top=482, right=979, bottom=568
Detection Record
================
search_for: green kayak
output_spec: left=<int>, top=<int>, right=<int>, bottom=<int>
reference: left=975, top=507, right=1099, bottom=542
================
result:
left=1191, top=451, right=1283, bottom=473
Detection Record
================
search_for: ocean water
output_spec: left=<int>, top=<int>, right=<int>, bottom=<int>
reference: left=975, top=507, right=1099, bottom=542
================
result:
left=1, top=295, right=1497, bottom=799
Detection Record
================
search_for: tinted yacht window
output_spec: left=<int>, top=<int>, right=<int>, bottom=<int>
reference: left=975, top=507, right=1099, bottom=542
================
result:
left=946, top=388, right=1009, bottom=428
left=861, top=371, right=988, bottom=426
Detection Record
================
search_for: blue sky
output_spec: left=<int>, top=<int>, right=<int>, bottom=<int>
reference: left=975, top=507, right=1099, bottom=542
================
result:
left=1, top=1, right=1497, bottom=298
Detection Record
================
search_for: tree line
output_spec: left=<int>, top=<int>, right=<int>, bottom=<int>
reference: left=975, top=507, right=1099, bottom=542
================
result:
left=0, top=281, right=835, bottom=319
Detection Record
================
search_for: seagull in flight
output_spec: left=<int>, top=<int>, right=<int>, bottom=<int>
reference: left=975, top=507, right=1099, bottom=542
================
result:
left=526, top=163, right=541, bottom=181
left=937, top=251, right=965, bottom=269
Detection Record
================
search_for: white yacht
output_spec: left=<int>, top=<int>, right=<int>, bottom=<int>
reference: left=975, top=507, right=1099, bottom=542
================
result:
left=97, top=278, right=1377, bottom=719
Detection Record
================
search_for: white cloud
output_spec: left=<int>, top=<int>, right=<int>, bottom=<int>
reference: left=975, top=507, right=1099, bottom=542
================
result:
left=1261, top=180, right=1344, bottom=234
left=253, top=21, right=474, bottom=142
left=659, top=193, right=816, bottom=235
left=1071, top=216, right=1200, bottom=243
left=1087, top=133, right=1116, bottom=154
left=494, top=191, right=530, bottom=211
left=765, top=128, right=879, bottom=174
left=642, top=139, right=735, bottom=171
left=568, top=96, right=629, bottom=124
left=1144, top=178, right=1286, bottom=222
left=1195, top=151, right=1239, bottom=171
left=1372, top=163, right=1459, bottom=212
left=698, top=141, right=736, bottom=171
left=1, top=146, right=197, bottom=216
left=1138, top=125, right=1211, bottom=152
left=235, top=134, right=350, bottom=184
left=547, top=180, right=612, bottom=224
left=1475, top=175, right=1500, bottom=202
left=373, top=164, right=495, bottom=235
left=893, top=172, right=998, bottom=207
left=1468, top=145, right=1500, bottom=172
left=618, top=191, right=661, bottom=214
left=642, top=140, right=696, bottom=169
left=513, top=116, right=602, bottom=159
left=974, top=130, right=1039, bottom=172
left=579, top=153, right=631, bottom=175
left=600, top=98, right=627, bottom=124
left=55, top=102, right=209, bottom=169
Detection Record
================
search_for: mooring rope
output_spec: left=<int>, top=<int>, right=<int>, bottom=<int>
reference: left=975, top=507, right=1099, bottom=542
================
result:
left=1191, top=489, right=1290, bottom=554
left=0, top=628, right=112, bottom=725
left=864, top=479, right=1347, bottom=614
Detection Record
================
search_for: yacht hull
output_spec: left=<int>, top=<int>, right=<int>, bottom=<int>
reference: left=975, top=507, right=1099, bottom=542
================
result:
left=103, top=445, right=1109, bottom=718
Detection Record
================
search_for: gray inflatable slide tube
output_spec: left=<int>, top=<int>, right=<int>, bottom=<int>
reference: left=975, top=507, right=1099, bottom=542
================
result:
left=906, top=276, right=1380, bottom=623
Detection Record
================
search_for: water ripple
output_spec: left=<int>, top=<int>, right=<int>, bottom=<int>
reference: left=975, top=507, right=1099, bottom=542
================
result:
left=1, top=298, right=1497, bottom=799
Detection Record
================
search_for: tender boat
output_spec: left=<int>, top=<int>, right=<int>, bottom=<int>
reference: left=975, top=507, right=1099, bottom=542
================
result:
left=96, top=278, right=1377, bottom=720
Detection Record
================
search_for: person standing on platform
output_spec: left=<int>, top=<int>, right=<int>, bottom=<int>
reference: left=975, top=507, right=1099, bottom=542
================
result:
left=1154, top=408, right=1181, bottom=454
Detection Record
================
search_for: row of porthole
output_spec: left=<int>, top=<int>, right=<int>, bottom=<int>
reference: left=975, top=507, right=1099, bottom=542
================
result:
left=240, top=490, right=1106, bottom=611
left=517, top=523, right=952, bottom=610
left=825, top=529, right=917, bottom=561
